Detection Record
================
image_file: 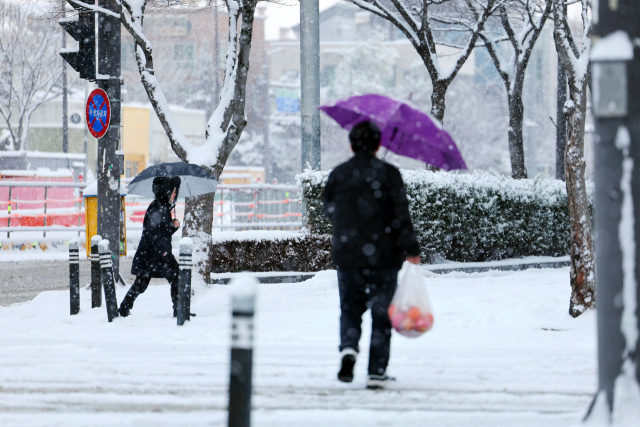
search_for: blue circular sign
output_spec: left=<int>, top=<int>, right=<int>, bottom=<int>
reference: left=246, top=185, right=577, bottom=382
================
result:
left=86, top=88, right=111, bottom=139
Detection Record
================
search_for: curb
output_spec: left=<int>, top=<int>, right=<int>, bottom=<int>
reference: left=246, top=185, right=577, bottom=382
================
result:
left=210, top=257, right=570, bottom=283
left=210, top=272, right=316, bottom=285
left=424, top=258, right=570, bottom=274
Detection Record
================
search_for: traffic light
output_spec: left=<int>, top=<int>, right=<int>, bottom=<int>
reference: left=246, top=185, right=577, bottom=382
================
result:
left=59, top=3, right=95, bottom=80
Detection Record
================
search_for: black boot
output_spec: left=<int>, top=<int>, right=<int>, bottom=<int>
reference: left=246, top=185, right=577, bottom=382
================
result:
left=119, top=275, right=150, bottom=317
left=337, top=348, right=358, bottom=383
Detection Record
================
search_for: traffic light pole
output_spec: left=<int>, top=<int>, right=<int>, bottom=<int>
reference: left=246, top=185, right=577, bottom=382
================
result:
left=587, top=0, right=640, bottom=421
left=96, top=0, right=122, bottom=280
left=61, top=0, right=68, bottom=155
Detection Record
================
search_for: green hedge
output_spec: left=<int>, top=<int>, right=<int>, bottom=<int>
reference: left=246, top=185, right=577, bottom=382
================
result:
left=209, top=234, right=334, bottom=272
left=297, top=169, right=593, bottom=263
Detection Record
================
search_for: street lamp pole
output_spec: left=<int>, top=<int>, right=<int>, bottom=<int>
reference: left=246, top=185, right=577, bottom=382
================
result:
left=586, top=0, right=640, bottom=421
left=299, top=0, right=321, bottom=171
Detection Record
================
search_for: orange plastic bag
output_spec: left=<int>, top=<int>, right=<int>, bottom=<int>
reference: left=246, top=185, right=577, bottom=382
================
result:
left=388, top=262, right=434, bottom=337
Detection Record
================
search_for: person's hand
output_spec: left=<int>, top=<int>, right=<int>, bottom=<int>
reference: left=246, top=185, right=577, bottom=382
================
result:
left=163, top=252, right=167, bottom=256
left=173, top=219, right=180, bottom=228
left=406, top=256, right=420, bottom=265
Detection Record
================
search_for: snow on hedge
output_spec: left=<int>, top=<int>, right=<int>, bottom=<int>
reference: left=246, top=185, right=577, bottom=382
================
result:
left=298, top=169, right=594, bottom=262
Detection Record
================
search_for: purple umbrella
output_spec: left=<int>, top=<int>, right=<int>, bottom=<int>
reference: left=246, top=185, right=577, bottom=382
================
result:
left=320, top=94, right=467, bottom=170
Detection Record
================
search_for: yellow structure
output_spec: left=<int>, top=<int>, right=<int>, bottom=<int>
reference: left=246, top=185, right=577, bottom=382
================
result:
left=122, top=105, right=151, bottom=178
left=83, top=182, right=127, bottom=258
left=220, top=166, right=266, bottom=184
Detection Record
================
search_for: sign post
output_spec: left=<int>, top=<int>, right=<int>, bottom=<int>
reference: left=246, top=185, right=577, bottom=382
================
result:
left=96, top=0, right=122, bottom=281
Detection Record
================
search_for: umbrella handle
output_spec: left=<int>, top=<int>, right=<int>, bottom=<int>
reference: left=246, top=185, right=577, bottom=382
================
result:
left=381, top=127, right=400, bottom=162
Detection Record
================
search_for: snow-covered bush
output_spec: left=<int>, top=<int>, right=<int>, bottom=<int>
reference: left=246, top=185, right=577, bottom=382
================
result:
left=209, top=233, right=334, bottom=273
left=298, top=169, right=594, bottom=262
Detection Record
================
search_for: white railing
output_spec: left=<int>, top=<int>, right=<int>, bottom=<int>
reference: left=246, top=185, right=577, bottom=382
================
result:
left=1, top=181, right=303, bottom=238
left=1, top=181, right=88, bottom=238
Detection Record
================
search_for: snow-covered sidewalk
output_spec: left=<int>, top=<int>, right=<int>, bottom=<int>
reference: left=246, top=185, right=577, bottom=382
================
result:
left=0, top=267, right=596, bottom=426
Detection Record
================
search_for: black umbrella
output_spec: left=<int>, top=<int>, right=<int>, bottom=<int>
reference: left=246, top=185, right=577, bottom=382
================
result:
left=127, top=162, right=218, bottom=198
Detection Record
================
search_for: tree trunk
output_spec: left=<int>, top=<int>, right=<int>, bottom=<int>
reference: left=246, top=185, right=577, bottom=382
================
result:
left=183, top=192, right=214, bottom=284
left=508, top=93, right=527, bottom=179
left=565, top=78, right=595, bottom=317
left=430, top=81, right=447, bottom=123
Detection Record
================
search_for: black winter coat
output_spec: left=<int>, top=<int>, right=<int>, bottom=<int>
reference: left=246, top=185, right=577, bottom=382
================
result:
left=322, top=152, right=421, bottom=269
left=131, top=199, right=179, bottom=279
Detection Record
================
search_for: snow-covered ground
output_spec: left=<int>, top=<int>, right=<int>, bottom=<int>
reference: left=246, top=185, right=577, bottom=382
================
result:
left=0, top=267, right=596, bottom=426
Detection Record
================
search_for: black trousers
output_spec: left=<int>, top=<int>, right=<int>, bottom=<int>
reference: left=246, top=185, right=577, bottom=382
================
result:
left=119, top=274, right=179, bottom=314
left=337, top=267, right=399, bottom=376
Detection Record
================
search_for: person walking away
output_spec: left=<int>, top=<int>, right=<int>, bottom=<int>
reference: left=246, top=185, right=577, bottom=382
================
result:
left=322, top=121, right=421, bottom=389
left=119, top=176, right=184, bottom=317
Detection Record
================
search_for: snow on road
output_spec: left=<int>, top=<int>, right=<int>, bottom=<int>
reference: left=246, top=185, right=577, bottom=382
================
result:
left=0, top=267, right=596, bottom=426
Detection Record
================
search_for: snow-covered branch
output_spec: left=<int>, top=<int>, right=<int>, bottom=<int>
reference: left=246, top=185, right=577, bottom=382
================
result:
left=109, top=0, right=259, bottom=177
left=67, top=0, right=120, bottom=18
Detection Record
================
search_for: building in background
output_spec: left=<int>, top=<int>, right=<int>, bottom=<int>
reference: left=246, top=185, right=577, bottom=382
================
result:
left=1, top=96, right=206, bottom=180
left=1, top=5, right=266, bottom=181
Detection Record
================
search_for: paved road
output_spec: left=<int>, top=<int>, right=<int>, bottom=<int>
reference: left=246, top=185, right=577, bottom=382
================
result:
left=0, top=259, right=149, bottom=306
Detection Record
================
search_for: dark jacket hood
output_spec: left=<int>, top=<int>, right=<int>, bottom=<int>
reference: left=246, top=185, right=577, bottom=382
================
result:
left=152, top=176, right=181, bottom=205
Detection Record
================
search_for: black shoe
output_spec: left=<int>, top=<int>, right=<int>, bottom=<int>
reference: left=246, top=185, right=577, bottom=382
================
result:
left=366, top=373, right=396, bottom=390
left=118, top=307, right=130, bottom=318
left=337, top=348, right=357, bottom=383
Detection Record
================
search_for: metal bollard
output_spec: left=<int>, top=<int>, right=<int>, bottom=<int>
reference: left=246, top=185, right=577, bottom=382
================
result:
left=69, top=241, right=80, bottom=315
left=98, top=239, right=119, bottom=322
left=228, top=276, right=257, bottom=427
left=177, top=237, right=193, bottom=326
left=90, top=235, right=102, bottom=308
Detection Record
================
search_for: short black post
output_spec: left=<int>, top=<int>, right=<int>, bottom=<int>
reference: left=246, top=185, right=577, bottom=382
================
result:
left=69, top=241, right=80, bottom=315
left=228, top=278, right=256, bottom=427
left=91, top=235, right=102, bottom=308
left=99, top=239, right=119, bottom=322
left=177, top=237, right=193, bottom=326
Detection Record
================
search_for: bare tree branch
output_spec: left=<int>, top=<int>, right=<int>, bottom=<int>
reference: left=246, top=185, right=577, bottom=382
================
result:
left=0, top=2, right=63, bottom=151
left=345, top=0, right=498, bottom=121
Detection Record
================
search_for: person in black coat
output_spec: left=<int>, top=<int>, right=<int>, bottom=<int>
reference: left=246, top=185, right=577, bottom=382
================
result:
left=322, top=121, right=421, bottom=389
left=119, top=176, right=182, bottom=317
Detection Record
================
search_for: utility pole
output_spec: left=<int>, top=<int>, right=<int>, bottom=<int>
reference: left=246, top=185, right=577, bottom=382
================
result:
left=586, top=0, right=640, bottom=422
left=61, top=0, right=68, bottom=155
left=96, top=0, right=122, bottom=280
left=299, top=0, right=321, bottom=171
left=555, top=61, right=566, bottom=181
